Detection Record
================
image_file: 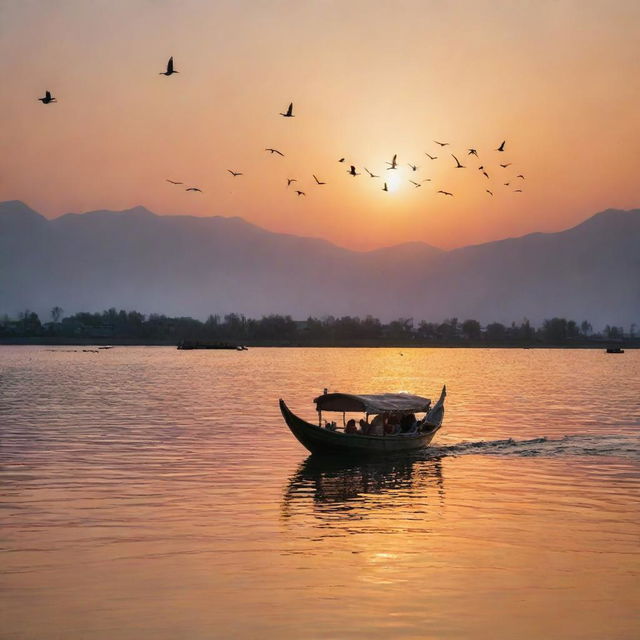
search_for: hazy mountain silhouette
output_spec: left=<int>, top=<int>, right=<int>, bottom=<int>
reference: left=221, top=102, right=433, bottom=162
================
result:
left=1, top=200, right=638, bottom=326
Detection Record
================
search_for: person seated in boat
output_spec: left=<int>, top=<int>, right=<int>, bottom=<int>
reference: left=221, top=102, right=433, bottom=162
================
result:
left=385, top=413, right=400, bottom=435
left=358, top=418, right=369, bottom=435
left=400, top=413, right=417, bottom=433
left=324, top=420, right=337, bottom=431
left=368, top=413, right=386, bottom=436
left=345, top=418, right=358, bottom=434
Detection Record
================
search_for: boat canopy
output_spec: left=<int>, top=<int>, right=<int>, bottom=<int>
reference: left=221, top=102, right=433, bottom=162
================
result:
left=314, top=392, right=431, bottom=415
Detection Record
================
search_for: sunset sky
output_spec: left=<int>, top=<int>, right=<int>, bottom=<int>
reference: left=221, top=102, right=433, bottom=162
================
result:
left=1, top=0, right=638, bottom=250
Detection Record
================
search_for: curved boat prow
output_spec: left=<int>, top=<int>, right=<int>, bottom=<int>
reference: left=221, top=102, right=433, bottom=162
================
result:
left=424, top=385, right=446, bottom=429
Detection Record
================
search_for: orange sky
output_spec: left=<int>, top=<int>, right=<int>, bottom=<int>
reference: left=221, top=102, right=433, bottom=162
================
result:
left=1, top=0, right=638, bottom=250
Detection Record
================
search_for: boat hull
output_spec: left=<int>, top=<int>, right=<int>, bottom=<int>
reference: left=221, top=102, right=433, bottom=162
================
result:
left=279, top=399, right=442, bottom=456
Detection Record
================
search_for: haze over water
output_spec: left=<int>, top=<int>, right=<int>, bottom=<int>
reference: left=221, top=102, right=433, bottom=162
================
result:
left=2, top=347, right=639, bottom=639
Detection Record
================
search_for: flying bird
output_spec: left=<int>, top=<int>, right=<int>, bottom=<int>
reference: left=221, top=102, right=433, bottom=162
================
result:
left=364, top=168, right=379, bottom=178
left=287, top=178, right=297, bottom=186
left=280, top=102, right=294, bottom=117
left=265, top=148, right=284, bottom=156
left=38, top=90, right=56, bottom=104
left=517, top=174, right=525, bottom=179
left=482, top=171, right=490, bottom=179
left=166, top=179, right=183, bottom=185
left=386, top=154, right=398, bottom=169
left=408, top=164, right=418, bottom=171
left=468, top=148, right=478, bottom=156
left=452, top=154, right=465, bottom=168
left=504, top=182, right=510, bottom=186
left=500, top=163, right=512, bottom=168
left=425, top=152, right=438, bottom=160
left=434, top=140, right=449, bottom=147
left=409, top=180, right=421, bottom=188
left=159, top=57, right=178, bottom=76
left=382, top=182, right=388, bottom=192
left=228, top=170, right=243, bottom=177
left=338, top=157, right=345, bottom=163
left=185, top=187, right=202, bottom=192
left=496, top=140, right=506, bottom=152
left=295, top=190, right=306, bottom=196
left=486, top=190, right=493, bottom=196
left=422, top=178, right=432, bottom=182
left=313, top=174, right=326, bottom=185
left=348, top=165, right=360, bottom=176
left=437, top=190, right=454, bottom=196
left=514, top=189, right=523, bottom=192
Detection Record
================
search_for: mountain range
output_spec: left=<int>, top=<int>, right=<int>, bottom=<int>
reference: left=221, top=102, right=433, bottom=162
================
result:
left=1, top=200, right=638, bottom=327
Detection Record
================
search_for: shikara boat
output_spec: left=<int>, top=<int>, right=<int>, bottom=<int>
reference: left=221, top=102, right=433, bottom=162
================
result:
left=279, top=386, right=446, bottom=456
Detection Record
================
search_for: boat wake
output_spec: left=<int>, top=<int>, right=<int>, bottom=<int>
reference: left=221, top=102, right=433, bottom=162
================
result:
left=425, top=433, right=640, bottom=461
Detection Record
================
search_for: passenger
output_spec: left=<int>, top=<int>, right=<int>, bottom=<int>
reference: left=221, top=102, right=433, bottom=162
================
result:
left=400, top=413, right=417, bottom=433
left=385, top=413, right=400, bottom=435
left=369, top=413, right=385, bottom=436
left=359, top=418, right=369, bottom=435
left=345, top=418, right=358, bottom=434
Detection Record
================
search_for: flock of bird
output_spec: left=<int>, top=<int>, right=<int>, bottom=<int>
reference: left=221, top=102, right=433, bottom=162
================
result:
left=37, top=57, right=526, bottom=199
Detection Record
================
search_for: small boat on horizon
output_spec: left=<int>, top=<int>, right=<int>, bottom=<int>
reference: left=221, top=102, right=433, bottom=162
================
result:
left=606, top=346, right=624, bottom=354
left=279, top=386, right=446, bottom=456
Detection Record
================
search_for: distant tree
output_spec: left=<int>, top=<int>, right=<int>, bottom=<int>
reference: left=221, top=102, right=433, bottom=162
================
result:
left=542, top=317, right=568, bottom=343
left=50, top=306, right=63, bottom=323
left=485, top=322, right=507, bottom=342
left=461, top=319, right=481, bottom=341
left=580, top=320, right=592, bottom=336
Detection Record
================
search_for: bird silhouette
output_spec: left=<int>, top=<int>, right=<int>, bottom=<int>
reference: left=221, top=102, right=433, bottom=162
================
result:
left=348, top=165, right=360, bottom=176
left=185, top=187, right=202, bottom=192
left=504, top=182, right=510, bottom=186
left=421, top=178, right=432, bottom=182
left=486, top=189, right=494, bottom=196
left=408, top=164, right=418, bottom=171
left=434, top=140, right=449, bottom=147
left=382, top=182, right=388, bottom=192
left=166, top=179, right=183, bottom=185
left=338, top=157, right=345, bottom=163
left=425, top=152, right=438, bottom=160
left=295, top=190, right=305, bottom=196
left=287, top=179, right=297, bottom=187
left=452, top=154, right=465, bottom=168
left=517, top=174, right=525, bottom=179
left=265, top=148, right=284, bottom=156
left=500, top=163, right=512, bottom=168
left=364, top=168, right=379, bottom=178
left=496, top=140, right=506, bottom=152
left=159, top=57, right=178, bottom=76
left=386, top=154, right=398, bottom=169
left=482, top=171, right=490, bottom=179
left=38, top=90, right=56, bottom=104
left=514, top=189, right=523, bottom=192
left=313, top=174, right=326, bottom=185
left=228, top=170, right=243, bottom=177
left=409, top=180, right=421, bottom=188
left=468, top=148, right=478, bottom=156
left=437, top=190, right=454, bottom=196
left=280, top=102, right=294, bottom=117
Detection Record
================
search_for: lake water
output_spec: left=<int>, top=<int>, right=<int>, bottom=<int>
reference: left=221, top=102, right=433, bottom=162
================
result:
left=1, top=346, right=639, bottom=639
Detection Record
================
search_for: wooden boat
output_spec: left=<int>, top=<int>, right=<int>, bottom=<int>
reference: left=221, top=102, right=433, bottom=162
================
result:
left=279, top=386, right=446, bottom=456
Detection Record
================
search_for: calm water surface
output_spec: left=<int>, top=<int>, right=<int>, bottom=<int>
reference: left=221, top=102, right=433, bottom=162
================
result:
left=1, top=347, right=639, bottom=639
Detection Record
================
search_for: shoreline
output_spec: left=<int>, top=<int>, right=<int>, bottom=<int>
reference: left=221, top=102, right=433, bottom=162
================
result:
left=0, top=338, right=636, bottom=349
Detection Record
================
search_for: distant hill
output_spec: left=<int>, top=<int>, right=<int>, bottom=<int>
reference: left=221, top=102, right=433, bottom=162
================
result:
left=1, top=200, right=638, bottom=326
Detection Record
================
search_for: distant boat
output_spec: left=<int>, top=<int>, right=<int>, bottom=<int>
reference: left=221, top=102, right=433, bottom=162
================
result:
left=177, top=341, right=240, bottom=350
left=279, top=386, right=446, bottom=456
left=606, top=347, right=624, bottom=354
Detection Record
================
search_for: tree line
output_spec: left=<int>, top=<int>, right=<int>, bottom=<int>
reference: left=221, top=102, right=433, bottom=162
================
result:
left=0, top=308, right=636, bottom=347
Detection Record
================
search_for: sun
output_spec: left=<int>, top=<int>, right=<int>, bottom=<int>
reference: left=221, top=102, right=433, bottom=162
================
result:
left=385, top=168, right=406, bottom=193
